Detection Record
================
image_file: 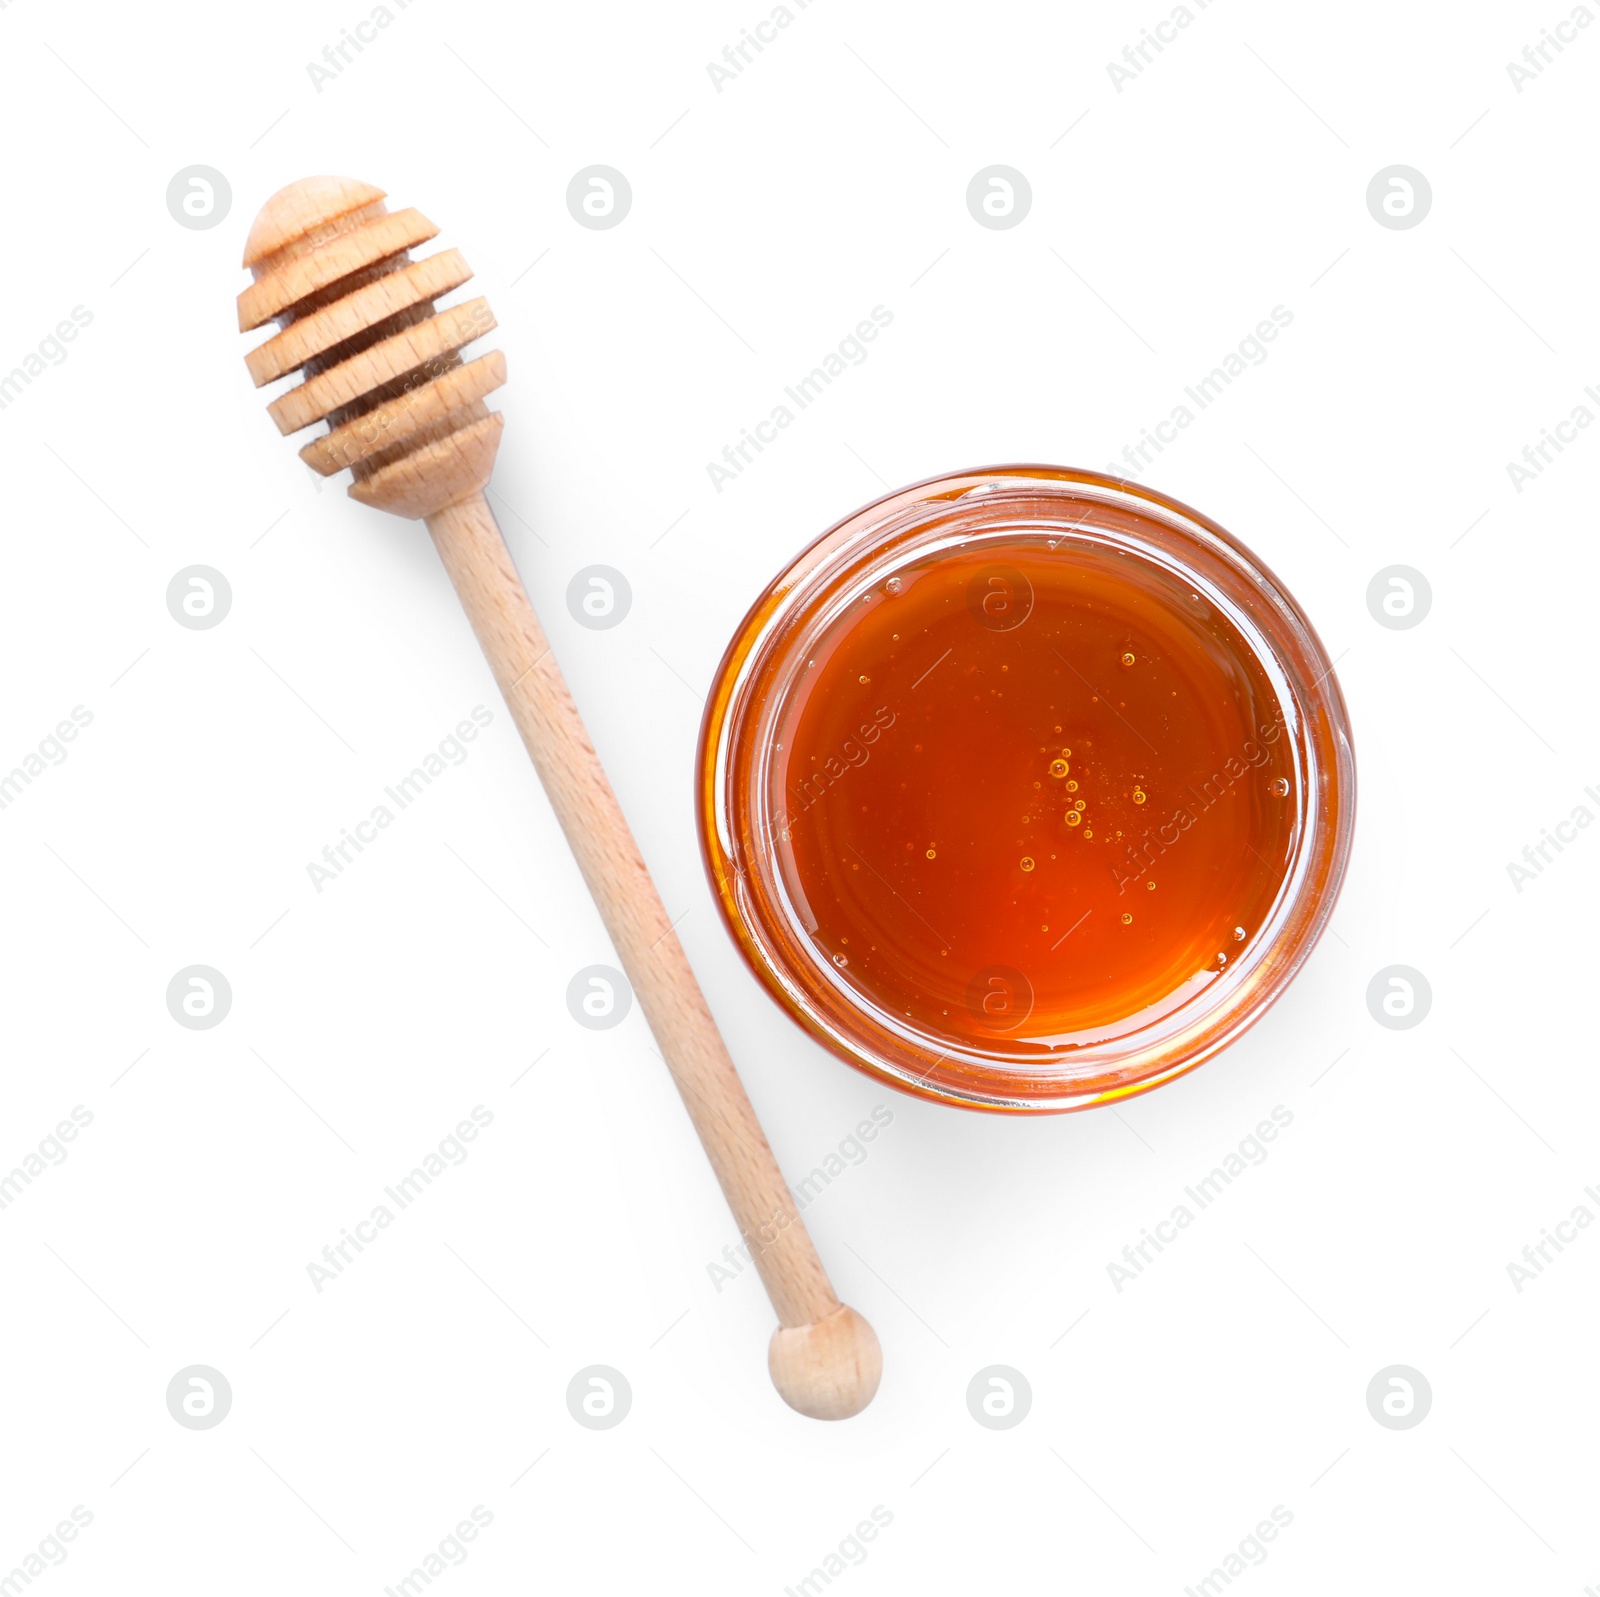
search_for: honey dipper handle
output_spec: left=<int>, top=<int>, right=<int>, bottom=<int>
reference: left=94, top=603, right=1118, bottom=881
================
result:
left=424, top=493, right=881, bottom=1420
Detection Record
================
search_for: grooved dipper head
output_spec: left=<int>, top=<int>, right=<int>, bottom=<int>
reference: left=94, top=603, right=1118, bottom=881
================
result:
left=238, top=176, right=506, bottom=520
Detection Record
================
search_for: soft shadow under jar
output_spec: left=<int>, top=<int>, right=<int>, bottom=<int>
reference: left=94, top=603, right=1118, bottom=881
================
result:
left=697, top=468, right=1355, bottom=1112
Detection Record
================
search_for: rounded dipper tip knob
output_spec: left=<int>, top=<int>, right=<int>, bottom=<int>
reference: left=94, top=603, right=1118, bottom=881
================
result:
left=768, top=1304, right=882, bottom=1420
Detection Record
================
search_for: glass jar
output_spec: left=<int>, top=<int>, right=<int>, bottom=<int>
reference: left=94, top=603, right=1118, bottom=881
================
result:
left=696, top=467, right=1355, bottom=1112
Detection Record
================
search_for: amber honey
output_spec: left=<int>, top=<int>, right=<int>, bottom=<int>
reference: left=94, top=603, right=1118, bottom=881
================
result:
left=699, top=469, right=1354, bottom=1112
left=773, top=538, right=1297, bottom=1054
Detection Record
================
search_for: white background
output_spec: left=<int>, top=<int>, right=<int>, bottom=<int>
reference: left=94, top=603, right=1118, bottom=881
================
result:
left=2, top=0, right=1597, bottom=1591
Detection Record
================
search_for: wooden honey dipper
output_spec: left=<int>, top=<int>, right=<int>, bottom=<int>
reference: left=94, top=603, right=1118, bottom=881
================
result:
left=237, top=176, right=881, bottom=1420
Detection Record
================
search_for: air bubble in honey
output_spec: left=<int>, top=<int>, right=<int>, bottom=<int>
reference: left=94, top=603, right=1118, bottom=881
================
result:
left=1049, top=759, right=1069, bottom=779
left=1132, top=787, right=1146, bottom=804
left=1270, top=778, right=1290, bottom=797
left=1020, top=856, right=1035, bottom=872
left=1121, top=912, right=1133, bottom=925
left=1121, top=651, right=1136, bottom=667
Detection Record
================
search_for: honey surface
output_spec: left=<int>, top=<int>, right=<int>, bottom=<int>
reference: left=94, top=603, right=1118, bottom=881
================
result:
left=771, top=538, right=1298, bottom=1054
